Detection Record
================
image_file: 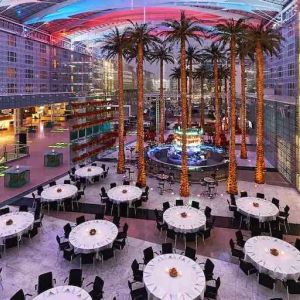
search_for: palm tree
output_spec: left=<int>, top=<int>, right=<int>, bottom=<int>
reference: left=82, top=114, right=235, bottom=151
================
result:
left=150, top=42, right=174, bottom=143
left=193, top=63, right=209, bottom=128
left=220, top=65, right=230, bottom=132
left=237, top=35, right=254, bottom=159
left=170, top=66, right=181, bottom=94
left=126, top=21, right=158, bottom=187
left=212, top=18, right=245, bottom=195
left=161, top=11, right=205, bottom=197
left=186, top=45, right=202, bottom=126
left=101, top=27, right=129, bottom=174
left=247, top=22, right=282, bottom=184
left=201, top=42, right=226, bottom=147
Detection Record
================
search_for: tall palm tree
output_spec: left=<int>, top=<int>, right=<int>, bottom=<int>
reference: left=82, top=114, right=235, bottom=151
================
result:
left=212, top=18, right=245, bottom=195
left=193, top=63, right=209, bottom=128
left=186, top=45, right=202, bottom=126
left=126, top=21, right=158, bottom=187
left=247, top=22, right=282, bottom=184
left=220, top=65, right=230, bottom=132
left=170, top=66, right=181, bottom=94
left=201, top=42, right=226, bottom=147
left=150, top=42, right=174, bottom=143
left=161, top=11, right=205, bottom=197
left=237, top=35, right=254, bottom=159
left=101, top=27, right=129, bottom=174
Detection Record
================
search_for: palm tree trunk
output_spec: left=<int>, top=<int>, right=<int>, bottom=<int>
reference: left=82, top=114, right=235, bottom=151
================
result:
left=180, top=37, right=189, bottom=197
left=177, top=78, right=180, bottom=94
left=255, top=42, right=265, bottom=184
left=159, top=59, right=165, bottom=143
left=214, top=59, right=221, bottom=146
left=200, top=77, right=205, bottom=128
left=240, top=52, right=247, bottom=159
left=226, top=36, right=238, bottom=194
left=224, top=77, right=228, bottom=131
left=117, top=50, right=125, bottom=174
left=136, top=42, right=146, bottom=186
left=188, top=60, right=193, bottom=127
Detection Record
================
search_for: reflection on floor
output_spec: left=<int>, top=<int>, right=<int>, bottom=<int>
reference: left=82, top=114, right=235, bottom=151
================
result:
left=1, top=214, right=294, bottom=299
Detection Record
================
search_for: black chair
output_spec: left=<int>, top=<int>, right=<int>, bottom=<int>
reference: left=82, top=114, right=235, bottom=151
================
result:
left=284, top=280, right=300, bottom=298
left=64, top=223, right=72, bottom=239
left=112, top=216, right=120, bottom=228
left=76, top=215, right=85, bottom=225
left=272, top=230, right=283, bottom=239
left=256, top=192, right=265, bottom=199
left=240, top=191, right=248, bottom=197
left=258, top=273, right=275, bottom=290
left=5, top=236, right=20, bottom=249
left=110, top=182, right=117, bottom=189
left=204, top=277, right=221, bottom=299
left=35, top=272, right=56, bottom=294
left=199, top=258, right=215, bottom=281
left=131, top=259, right=143, bottom=282
left=156, top=219, right=168, bottom=234
left=95, top=213, right=104, bottom=220
left=101, top=164, right=106, bottom=171
left=80, top=253, right=95, bottom=267
left=100, top=247, right=114, bottom=262
left=271, top=197, right=280, bottom=208
left=37, top=186, right=43, bottom=196
left=87, top=276, right=104, bottom=300
left=64, top=269, right=84, bottom=287
left=91, top=163, right=97, bottom=166
left=161, top=242, right=173, bottom=254
left=56, top=235, right=69, bottom=253
left=128, top=280, right=148, bottom=300
left=191, top=201, right=199, bottom=209
left=162, top=202, right=170, bottom=212
left=0, top=207, right=9, bottom=215
left=197, top=223, right=213, bottom=244
left=49, top=181, right=56, bottom=187
left=165, top=229, right=177, bottom=247
left=227, top=199, right=237, bottom=212
left=175, top=199, right=184, bottom=206
left=132, top=199, right=142, bottom=215
left=235, top=230, right=246, bottom=247
left=183, top=246, right=196, bottom=261
left=10, top=289, right=32, bottom=300
left=123, top=180, right=130, bottom=185
left=249, top=217, right=262, bottom=237
left=239, top=259, right=257, bottom=276
left=184, top=232, right=198, bottom=249
left=154, top=209, right=163, bottom=222
left=229, top=239, right=244, bottom=259
left=64, top=180, right=71, bottom=184
left=143, top=247, right=154, bottom=265
left=113, top=238, right=126, bottom=250
left=294, top=238, right=300, bottom=251
left=22, top=223, right=39, bottom=239
left=117, top=223, right=129, bottom=239
left=19, top=205, right=28, bottom=212
left=204, top=206, right=212, bottom=219
left=63, top=248, right=77, bottom=262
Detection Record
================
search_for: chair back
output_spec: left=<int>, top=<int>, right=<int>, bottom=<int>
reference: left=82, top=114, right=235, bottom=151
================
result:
left=64, top=223, right=72, bottom=238
left=10, top=289, right=26, bottom=300
left=0, top=207, right=9, bottom=215
left=204, top=206, right=212, bottom=218
left=204, top=258, right=215, bottom=274
left=229, top=239, right=235, bottom=250
left=131, top=259, right=139, bottom=272
left=258, top=273, right=275, bottom=289
left=240, top=191, right=248, bottom=197
left=143, top=247, right=154, bottom=263
left=295, top=238, right=300, bottom=251
left=38, top=272, right=53, bottom=294
left=69, top=269, right=82, bottom=287
left=76, top=215, right=85, bottom=225
left=271, top=197, right=280, bottom=208
left=176, top=199, right=184, bottom=206
left=110, top=183, right=117, bottom=189
left=93, top=276, right=104, bottom=293
left=162, top=243, right=173, bottom=254
left=49, top=181, right=56, bottom=187
left=81, top=253, right=95, bottom=264
left=191, top=201, right=199, bottom=209
left=101, top=164, right=106, bottom=171
left=215, top=277, right=221, bottom=290
left=123, top=180, right=130, bottom=185
left=5, top=236, right=19, bottom=248
left=64, top=180, right=71, bottom=184
left=163, top=202, right=170, bottom=211
left=256, top=193, right=265, bottom=199
left=112, top=216, right=120, bottom=227
left=123, top=223, right=129, bottom=234
left=235, top=230, right=244, bottom=242
left=185, top=247, right=196, bottom=260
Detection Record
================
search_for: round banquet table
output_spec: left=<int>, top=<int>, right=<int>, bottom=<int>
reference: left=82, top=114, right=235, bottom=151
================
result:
left=163, top=206, right=206, bottom=234
left=245, top=236, right=300, bottom=280
left=41, top=184, right=78, bottom=203
left=69, top=220, right=118, bottom=254
left=33, top=285, right=91, bottom=300
left=203, top=177, right=215, bottom=184
left=75, top=166, right=104, bottom=179
left=107, top=185, right=143, bottom=205
left=144, top=254, right=206, bottom=300
left=0, top=211, right=34, bottom=243
left=236, top=197, right=279, bottom=222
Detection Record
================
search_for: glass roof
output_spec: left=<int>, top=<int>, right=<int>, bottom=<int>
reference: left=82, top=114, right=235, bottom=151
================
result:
left=0, top=0, right=292, bottom=40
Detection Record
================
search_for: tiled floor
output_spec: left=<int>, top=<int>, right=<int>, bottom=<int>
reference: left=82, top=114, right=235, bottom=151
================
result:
left=1, top=214, right=296, bottom=300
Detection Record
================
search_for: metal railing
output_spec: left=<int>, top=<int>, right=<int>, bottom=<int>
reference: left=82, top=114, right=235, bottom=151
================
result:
left=0, top=144, right=29, bottom=163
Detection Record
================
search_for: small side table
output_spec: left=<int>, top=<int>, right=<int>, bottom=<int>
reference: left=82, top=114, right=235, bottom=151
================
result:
left=44, top=151, right=63, bottom=167
left=4, top=166, right=30, bottom=188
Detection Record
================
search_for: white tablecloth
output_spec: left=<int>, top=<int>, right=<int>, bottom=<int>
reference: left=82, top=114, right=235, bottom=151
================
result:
left=41, top=184, right=78, bottom=203
left=203, top=177, right=215, bottom=184
left=144, top=254, right=205, bottom=300
left=75, top=166, right=104, bottom=179
left=33, top=285, right=91, bottom=300
left=163, top=206, right=206, bottom=233
left=0, top=212, right=34, bottom=242
left=245, top=236, right=300, bottom=280
left=69, top=220, right=118, bottom=254
left=107, top=185, right=142, bottom=205
left=236, top=197, right=279, bottom=222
